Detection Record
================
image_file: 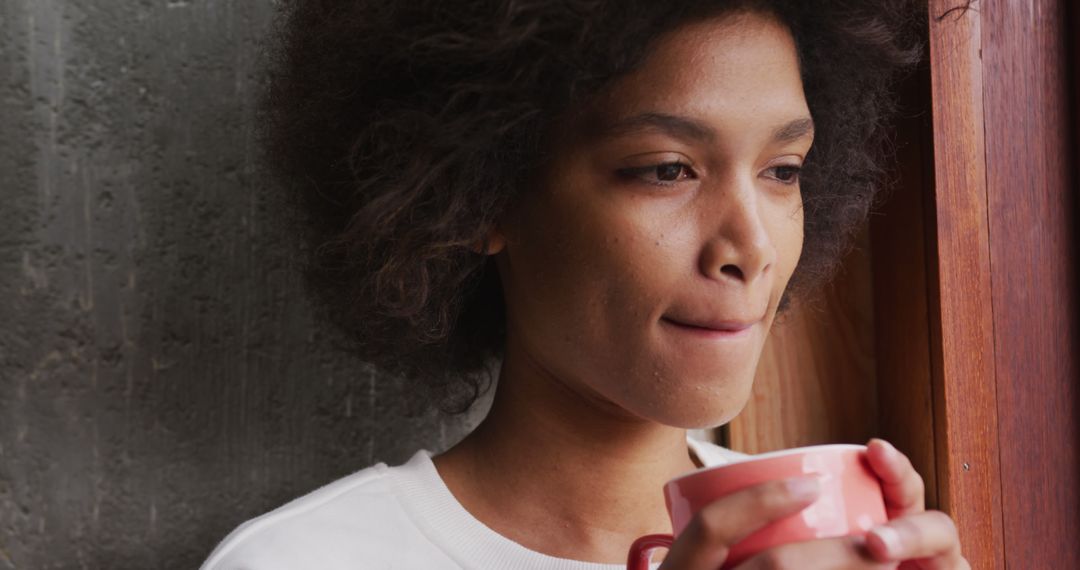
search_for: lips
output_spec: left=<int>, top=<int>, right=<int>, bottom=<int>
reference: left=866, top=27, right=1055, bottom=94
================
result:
left=661, top=315, right=760, bottom=333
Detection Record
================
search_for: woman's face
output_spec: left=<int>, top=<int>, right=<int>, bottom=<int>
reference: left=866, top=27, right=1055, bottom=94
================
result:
left=495, top=11, right=811, bottom=428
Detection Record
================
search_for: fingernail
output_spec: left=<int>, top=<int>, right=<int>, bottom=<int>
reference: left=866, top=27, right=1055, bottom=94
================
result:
left=870, top=525, right=902, bottom=557
left=786, top=476, right=820, bottom=500
left=874, top=438, right=898, bottom=458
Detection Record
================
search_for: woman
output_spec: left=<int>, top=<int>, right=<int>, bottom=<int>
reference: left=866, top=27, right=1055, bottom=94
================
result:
left=204, top=0, right=969, bottom=568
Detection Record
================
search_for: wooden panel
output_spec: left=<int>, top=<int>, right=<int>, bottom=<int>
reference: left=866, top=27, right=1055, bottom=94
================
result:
left=925, top=3, right=1005, bottom=570
left=728, top=234, right=876, bottom=454
left=869, top=63, right=938, bottom=510
left=980, top=0, right=1080, bottom=566
left=1076, top=0, right=1080, bottom=176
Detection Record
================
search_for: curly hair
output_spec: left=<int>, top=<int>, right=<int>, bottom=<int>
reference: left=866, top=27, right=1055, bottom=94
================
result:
left=261, top=0, right=922, bottom=411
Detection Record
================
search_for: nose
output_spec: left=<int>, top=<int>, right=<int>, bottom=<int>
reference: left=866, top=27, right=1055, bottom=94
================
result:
left=698, top=177, right=777, bottom=285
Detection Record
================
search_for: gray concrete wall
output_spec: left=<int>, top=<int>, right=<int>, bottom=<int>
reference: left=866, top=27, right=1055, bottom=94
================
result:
left=0, top=2, right=485, bottom=568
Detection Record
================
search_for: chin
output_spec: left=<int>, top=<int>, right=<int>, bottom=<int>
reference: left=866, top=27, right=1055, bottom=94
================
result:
left=623, top=372, right=756, bottom=430
left=657, top=400, right=749, bottom=430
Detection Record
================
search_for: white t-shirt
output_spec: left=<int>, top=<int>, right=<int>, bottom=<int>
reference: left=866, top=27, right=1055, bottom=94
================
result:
left=202, top=437, right=747, bottom=570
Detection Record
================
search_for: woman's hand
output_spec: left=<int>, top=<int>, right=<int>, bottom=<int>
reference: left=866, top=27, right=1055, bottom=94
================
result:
left=858, top=438, right=969, bottom=570
left=658, top=439, right=970, bottom=569
left=656, top=474, right=825, bottom=569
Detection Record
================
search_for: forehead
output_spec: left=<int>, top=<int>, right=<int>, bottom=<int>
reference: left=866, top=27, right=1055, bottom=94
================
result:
left=581, top=11, right=809, bottom=141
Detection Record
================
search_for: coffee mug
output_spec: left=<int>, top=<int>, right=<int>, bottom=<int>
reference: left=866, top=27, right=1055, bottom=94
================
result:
left=626, top=444, right=887, bottom=570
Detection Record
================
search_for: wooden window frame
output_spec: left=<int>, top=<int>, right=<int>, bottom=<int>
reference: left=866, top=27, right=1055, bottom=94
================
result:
left=917, top=1, right=1078, bottom=567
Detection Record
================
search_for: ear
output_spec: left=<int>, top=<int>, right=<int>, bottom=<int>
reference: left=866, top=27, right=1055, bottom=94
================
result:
left=472, top=226, right=506, bottom=255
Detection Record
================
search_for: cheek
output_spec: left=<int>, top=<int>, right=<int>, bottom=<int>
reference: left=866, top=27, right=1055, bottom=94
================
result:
left=787, top=205, right=805, bottom=276
left=502, top=185, right=684, bottom=374
left=770, top=197, right=805, bottom=286
left=519, top=194, right=676, bottom=333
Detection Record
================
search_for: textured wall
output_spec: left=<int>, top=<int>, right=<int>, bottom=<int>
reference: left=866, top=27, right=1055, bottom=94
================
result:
left=0, top=2, right=486, bottom=568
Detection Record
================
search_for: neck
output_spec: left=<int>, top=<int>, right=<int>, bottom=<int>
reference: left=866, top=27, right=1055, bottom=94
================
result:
left=434, top=342, right=700, bottom=563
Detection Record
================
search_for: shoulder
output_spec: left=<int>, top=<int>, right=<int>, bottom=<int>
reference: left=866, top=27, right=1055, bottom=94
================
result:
left=200, top=452, right=445, bottom=570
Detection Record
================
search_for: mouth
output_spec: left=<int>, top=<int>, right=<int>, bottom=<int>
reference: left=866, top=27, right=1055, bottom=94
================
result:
left=660, top=315, right=760, bottom=339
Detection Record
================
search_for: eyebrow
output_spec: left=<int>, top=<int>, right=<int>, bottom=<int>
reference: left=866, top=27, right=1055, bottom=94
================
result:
left=598, top=112, right=718, bottom=144
left=770, top=117, right=815, bottom=143
left=594, top=112, right=815, bottom=145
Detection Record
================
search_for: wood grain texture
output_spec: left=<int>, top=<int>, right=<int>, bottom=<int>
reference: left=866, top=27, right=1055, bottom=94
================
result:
left=729, top=233, right=877, bottom=454
left=979, top=0, right=1080, bottom=565
left=869, top=63, right=939, bottom=510
left=926, top=2, right=1005, bottom=569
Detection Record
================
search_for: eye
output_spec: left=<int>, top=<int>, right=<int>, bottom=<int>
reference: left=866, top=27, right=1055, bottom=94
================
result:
left=616, top=162, right=698, bottom=186
left=766, top=165, right=802, bottom=185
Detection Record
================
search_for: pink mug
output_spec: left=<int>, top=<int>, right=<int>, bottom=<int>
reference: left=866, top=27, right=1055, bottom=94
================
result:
left=627, top=444, right=887, bottom=569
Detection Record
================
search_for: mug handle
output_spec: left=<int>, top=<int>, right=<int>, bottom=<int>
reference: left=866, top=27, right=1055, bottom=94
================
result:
left=626, top=534, right=674, bottom=570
